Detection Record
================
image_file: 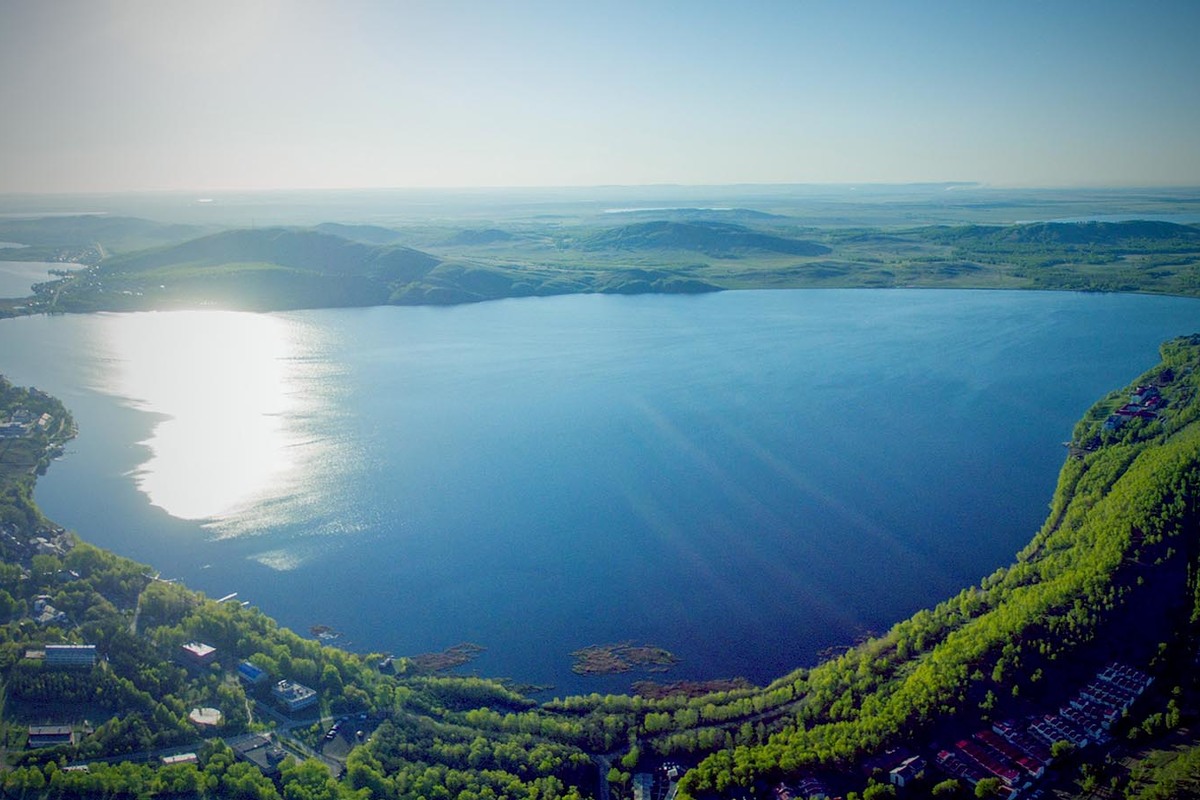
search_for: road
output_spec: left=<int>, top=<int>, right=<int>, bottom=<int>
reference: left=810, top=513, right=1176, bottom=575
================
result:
left=596, top=754, right=613, bottom=800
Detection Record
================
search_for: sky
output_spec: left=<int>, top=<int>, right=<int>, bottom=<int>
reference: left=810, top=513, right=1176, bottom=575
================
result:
left=1, top=0, right=1199, bottom=193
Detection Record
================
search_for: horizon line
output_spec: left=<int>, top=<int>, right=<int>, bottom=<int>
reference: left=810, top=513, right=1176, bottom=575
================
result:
left=4, top=181, right=1200, bottom=198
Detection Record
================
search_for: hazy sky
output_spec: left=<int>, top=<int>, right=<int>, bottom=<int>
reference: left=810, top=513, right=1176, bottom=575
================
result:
left=2, top=0, right=1198, bottom=193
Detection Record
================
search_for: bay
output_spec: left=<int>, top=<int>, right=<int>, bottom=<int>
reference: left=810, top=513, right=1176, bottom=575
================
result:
left=2, top=289, right=1198, bottom=696
left=0, top=260, right=73, bottom=298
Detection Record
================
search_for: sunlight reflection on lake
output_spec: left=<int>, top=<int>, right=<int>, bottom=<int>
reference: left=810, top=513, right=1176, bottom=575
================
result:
left=91, top=311, right=328, bottom=525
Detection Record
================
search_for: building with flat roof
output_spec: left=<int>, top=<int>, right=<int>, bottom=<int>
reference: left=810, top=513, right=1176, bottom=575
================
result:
left=180, top=642, right=217, bottom=666
left=230, top=733, right=287, bottom=776
left=44, top=644, right=95, bottom=669
left=272, top=679, right=318, bottom=712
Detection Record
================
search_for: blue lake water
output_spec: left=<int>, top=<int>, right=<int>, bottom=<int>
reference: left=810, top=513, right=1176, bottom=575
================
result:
left=2, top=289, right=1199, bottom=696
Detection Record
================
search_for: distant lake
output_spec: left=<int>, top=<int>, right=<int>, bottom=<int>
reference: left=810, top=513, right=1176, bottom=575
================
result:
left=1045, top=214, right=1200, bottom=224
left=2, top=290, right=1199, bottom=696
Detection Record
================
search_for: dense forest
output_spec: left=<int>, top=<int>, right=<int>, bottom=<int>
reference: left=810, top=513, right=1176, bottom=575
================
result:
left=4, top=333, right=1200, bottom=799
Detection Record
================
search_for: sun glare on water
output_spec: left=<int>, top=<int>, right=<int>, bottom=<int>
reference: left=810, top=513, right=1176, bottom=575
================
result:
left=92, top=311, right=314, bottom=522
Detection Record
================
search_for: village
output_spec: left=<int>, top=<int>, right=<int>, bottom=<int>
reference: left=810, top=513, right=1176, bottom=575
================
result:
left=16, top=633, right=374, bottom=780
left=0, top=406, right=54, bottom=439
left=759, top=662, right=1155, bottom=800
left=1102, top=384, right=1166, bottom=433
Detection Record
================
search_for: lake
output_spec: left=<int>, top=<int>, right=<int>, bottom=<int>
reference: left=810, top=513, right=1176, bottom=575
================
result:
left=2, top=289, right=1198, bottom=696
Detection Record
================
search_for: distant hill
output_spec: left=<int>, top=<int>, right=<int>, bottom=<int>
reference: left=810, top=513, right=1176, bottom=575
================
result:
left=0, top=215, right=206, bottom=253
left=104, top=228, right=439, bottom=283
left=599, top=207, right=789, bottom=224
left=926, top=220, right=1200, bottom=247
left=34, top=226, right=720, bottom=312
left=579, top=221, right=830, bottom=257
left=40, top=228, right=442, bottom=311
left=313, top=222, right=407, bottom=245
left=440, top=228, right=516, bottom=246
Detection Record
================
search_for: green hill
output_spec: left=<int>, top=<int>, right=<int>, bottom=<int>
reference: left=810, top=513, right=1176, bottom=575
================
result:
left=103, top=228, right=438, bottom=283
left=44, top=228, right=441, bottom=311
left=579, top=221, right=831, bottom=257
left=926, top=219, right=1200, bottom=248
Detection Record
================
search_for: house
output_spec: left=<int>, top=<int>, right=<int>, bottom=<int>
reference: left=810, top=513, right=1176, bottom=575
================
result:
left=272, top=679, right=318, bottom=712
left=28, top=725, right=75, bottom=748
left=238, top=661, right=268, bottom=685
left=1131, top=386, right=1160, bottom=405
left=975, top=730, right=1045, bottom=778
left=889, top=755, right=926, bottom=788
left=861, top=747, right=914, bottom=778
left=793, top=776, right=830, bottom=799
left=936, top=749, right=988, bottom=785
left=956, top=739, right=1022, bottom=787
left=44, top=644, right=95, bottom=668
left=180, top=641, right=217, bottom=666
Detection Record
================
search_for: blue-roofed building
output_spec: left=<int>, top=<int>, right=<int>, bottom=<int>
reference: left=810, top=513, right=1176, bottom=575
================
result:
left=238, top=661, right=268, bottom=685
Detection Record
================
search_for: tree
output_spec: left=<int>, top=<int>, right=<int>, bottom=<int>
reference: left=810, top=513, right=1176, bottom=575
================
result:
left=281, top=758, right=342, bottom=800
left=932, top=778, right=963, bottom=798
left=863, top=781, right=897, bottom=799
left=974, top=777, right=1003, bottom=799
left=1050, top=739, right=1076, bottom=759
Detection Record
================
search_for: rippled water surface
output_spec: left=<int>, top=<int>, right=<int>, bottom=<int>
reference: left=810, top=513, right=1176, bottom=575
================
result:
left=3, top=289, right=1199, bottom=694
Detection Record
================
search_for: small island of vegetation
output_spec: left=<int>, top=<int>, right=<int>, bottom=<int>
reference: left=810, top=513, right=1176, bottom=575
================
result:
left=570, top=642, right=680, bottom=676
left=409, top=642, right=487, bottom=673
